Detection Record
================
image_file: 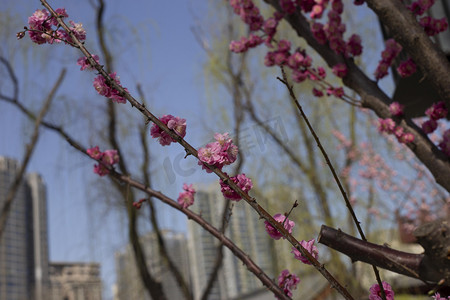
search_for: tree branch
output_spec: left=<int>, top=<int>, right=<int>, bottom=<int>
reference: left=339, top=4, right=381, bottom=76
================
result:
left=364, top=0, right=450, bottom=108
left=318, top=223, right=450, bottom=284
left=262, top=0, right=450, bottom=194
left=0, top=68, right=66, bottom=238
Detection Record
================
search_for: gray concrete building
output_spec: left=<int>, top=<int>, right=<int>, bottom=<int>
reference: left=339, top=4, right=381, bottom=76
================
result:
left=49, top=262, right=102, bottom=300
left=0, top=157, right=50, bottom=300
left=187, top=188, right=275, bottom=300
left=115, top=230, right=191, bottom=300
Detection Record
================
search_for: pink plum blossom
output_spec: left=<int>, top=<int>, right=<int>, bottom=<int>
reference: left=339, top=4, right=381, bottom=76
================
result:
left=389, top=102, right=404, bottom=117
left=87, top=146, right=120, bottom=177
left=397, top=58, right=417, bottom=78
left=177, top=184, right=196, bottom=208
left=398, top=132, right=415, bottom=144
left=150, top=115, right=187, bottom=146
left=219, top=173, right=253, bottom=201
left=378, top=118, right=396, bottom=134
left=87, top=146, right=102, bottom=160
left=291, top=239, right=319, bottom=264
left=93, top=72, right=129, bottom=103
left=439, top=129, right=450, bottom=156
left=77, top=55, right=100, bottom=71
left=277, top=269, right=300, bottom=299
left=27, top=8, right=86, bottom=45
left=422, top=119, right=438, bottom=134
left=425, top=101, right=448, bottom=120
left=419, top=16, right=448, bottom=36
left=369, top=281, right=395, bottom=300
left=198, top=133, right=238, bottom=172
left=346, top=34, right=362, bottom=56
left=264, top=213, right=295, bottom=240
left=374, top=39, right=402, bottom=80
left=280, top=0, right=296, bottom=14
left=332, top=63, right=347, bottom=78
left=102, top=149, right=119, bottom=165
left=432, top=292, right=450, bottom=300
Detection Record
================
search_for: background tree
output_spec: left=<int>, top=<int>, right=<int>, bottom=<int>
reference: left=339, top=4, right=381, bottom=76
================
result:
left=0, top=0, right=449, bottom=299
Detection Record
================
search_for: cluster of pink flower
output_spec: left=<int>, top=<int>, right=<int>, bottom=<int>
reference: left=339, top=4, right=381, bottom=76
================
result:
left=291, top=239, right=319, bottom=264
left=377, top=102, right=414, bottom=144
left=315, top=0, right=363, bottom=57
left=332, top=63, right=348, bottom=78
left=264, top=213, right=295, bottom=240
left=407, top=0, right=448, bottom=37
left=87, top=146, right=119, bottom=176
left=219, top=173, right=253, bottom=201
left=25, top=9, right=130, bottom=106
left=369, top=281, right=395, bottom=300
left=378, top=118, right=415, bottom=144
left=422, top=101, right=448, bottom=134
left=92, top=72, right=129, bottom=104
left=229, top=0, right=264, bottom=31
left=26, top=8, right=85, bottom=45
left=396, top=58, right=417, bottom=78
left=277, top=269, right=300, bottom=299
left=303, top=0, right=363, bottom=57
left=229, top=34, right=263, bottom=53
left=77, top=55, right=100, bottom=71
left=419, top=16, right=448, bottom=36
left=407, top=0, right=436, bottom=15
left=150, top=115, right=187, bottom=146
left=228, top=0, right=361, bottom=100
left=432, top=292, right=450, bottom=300
left=374, top=39, right=403, bottom=80
left=197, top=133, right=238, bottom=172
left=420, top=101, right=450, bottom=156
left=177, top=184, right=196, bottom=208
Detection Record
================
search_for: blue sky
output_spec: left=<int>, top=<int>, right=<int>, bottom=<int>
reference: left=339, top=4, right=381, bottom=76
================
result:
left=1, top=1, right=432, bottom=299
left=1, top=0, right=214, bottom=298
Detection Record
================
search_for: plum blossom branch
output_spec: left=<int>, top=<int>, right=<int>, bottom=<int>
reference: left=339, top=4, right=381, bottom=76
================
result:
left=261, top=0, right=450, bottom=194
left=0, top=87, right=287, bottom=299
left=364, top=0, right=450, bottom=106
left=30, top=2, right=353, bottom=298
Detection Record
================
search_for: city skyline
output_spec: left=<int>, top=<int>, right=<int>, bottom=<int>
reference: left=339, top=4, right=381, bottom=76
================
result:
left=0, top=156, right=102, bottom=300
left=0, top=156, right=49, bottom=300
left=187, top=188, right=275, bottom=300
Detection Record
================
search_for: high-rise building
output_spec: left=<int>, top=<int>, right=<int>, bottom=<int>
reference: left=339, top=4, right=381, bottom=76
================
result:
left=115, top=230, right=191, bottom=300
left=0, top=156, right=103, bottom=300
left=187, top=188, right=275, bottom=300
left=0, top=157, right=49, bottom=300
left=0, top=156, right=50, bottom=300
left=49, top=262, right=102, bottom=300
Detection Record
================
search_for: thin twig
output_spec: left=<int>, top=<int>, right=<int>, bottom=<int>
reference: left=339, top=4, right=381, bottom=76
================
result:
left=278, top=66, right=386, bottom=300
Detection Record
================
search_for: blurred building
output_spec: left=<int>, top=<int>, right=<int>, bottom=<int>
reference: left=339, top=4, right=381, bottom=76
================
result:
left=115, top=230, right=191, bottom=300
left=0, top=156, right=103, bottom=300
left=49, top=262, right=102, bottom=300
left=187, top=189, right=275, bottom=300
left=0, top=156, right=50, bottom=300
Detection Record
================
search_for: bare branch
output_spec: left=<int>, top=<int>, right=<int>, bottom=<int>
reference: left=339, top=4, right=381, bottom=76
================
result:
left=364, top=0, right=450, bottom=107
left=0, top=68, right=66, bottom=238
left=318, top=223, right=450, bottom=284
